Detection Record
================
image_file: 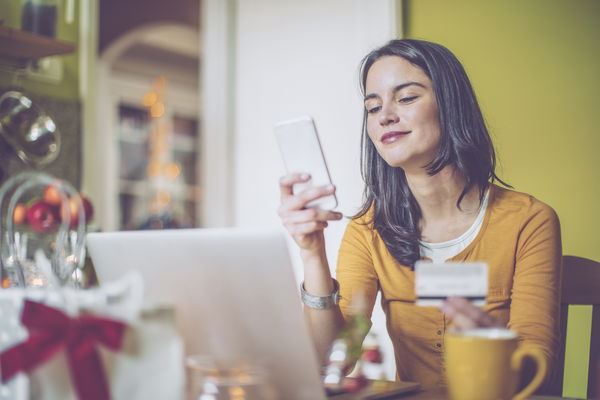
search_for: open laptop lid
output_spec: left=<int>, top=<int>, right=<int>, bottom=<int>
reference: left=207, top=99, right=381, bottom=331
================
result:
left=87, top=227, right=327, bottom=400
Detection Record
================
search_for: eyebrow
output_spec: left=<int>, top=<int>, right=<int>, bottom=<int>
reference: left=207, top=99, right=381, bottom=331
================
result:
left=364, top=81, right=426, bottom=102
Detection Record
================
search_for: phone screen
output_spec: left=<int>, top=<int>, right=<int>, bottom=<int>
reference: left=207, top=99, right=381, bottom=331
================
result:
left=274, top=116, right=337, bottom=210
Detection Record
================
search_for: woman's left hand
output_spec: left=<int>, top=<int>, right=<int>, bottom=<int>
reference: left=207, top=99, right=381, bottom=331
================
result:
left=440, top=296, right=504, bottom=330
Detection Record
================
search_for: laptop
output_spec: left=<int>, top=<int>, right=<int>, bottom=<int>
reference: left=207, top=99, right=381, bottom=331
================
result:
left=87, top=227, right=327, bottom=400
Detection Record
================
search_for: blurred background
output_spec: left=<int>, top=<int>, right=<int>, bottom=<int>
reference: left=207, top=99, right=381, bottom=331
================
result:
left=0, top=0, right=598, bottom=397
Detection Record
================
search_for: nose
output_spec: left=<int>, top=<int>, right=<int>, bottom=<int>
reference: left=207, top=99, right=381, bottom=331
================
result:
left=378, top=102, right=399, bottom=126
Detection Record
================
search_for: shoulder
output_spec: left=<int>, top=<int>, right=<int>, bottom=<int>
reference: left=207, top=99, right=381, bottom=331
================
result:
left=490, top=184, right=559, bottom=225
left=346, top=203, right=376, bottom=233
left=341, top=204, right=377, bottom=245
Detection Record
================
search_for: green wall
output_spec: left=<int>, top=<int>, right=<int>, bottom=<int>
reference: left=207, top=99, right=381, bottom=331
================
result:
left=0, top=0, right=82, bottom=187
left=0, top=0, right=80, bottom=99
left=405, top=0, right=599, bottom=397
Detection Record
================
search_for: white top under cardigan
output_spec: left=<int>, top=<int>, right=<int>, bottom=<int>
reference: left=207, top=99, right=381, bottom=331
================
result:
left=419, top=189, right=490, bottom=263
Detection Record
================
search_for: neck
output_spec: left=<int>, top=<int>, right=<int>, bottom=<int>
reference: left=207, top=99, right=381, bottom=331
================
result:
left=405, top=166, right=482, bottom=222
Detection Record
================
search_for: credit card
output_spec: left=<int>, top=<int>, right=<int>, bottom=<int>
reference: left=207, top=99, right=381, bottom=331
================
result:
left=415, top=261, right=488, bottom=306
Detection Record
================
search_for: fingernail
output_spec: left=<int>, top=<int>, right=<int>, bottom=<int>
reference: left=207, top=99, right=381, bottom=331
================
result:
left=336, top=212, right=343, bottom=219
left=300, top=173, right=310, bottom=180
left=326, top=184, right=335, bottom=193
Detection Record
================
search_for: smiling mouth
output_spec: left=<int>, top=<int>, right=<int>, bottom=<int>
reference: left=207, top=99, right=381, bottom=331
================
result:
left=381, top=131, right=411, bottom=144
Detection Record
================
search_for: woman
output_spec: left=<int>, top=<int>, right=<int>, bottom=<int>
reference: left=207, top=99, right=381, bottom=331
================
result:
left=277, top=39, right=561, bottom=387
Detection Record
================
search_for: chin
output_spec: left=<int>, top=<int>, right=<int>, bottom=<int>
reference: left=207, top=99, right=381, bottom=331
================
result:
left=378, top=152, right=408, bottom=169
left=380, top=155, right=431, bottom=174
left=381, top=159, right=408, bottom=170
left=384, top=160, right=406, bottom=168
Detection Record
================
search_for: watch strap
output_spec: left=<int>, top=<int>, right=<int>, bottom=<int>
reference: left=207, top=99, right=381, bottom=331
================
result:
left=300, top=279, right=341, bottom=310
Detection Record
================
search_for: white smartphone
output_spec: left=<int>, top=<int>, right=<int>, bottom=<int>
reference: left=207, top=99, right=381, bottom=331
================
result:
left=274, top=116, right=338, bottom=210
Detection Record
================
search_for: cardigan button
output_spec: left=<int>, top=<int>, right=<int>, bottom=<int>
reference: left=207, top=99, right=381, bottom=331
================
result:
left=435, top=343, right=442, bottom=348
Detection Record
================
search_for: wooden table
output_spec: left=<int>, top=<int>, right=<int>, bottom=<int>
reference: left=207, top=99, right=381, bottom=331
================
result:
left=327, top=383, right=580, bottom=399
left=399, top=387, right=577, bottom=399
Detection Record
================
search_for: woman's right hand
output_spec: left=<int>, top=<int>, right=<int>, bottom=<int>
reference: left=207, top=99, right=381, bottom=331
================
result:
left=278, top=173, right=343, bottom=253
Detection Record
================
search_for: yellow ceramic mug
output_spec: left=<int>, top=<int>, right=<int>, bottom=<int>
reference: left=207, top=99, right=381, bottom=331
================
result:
left=444, top=328, right=547, bottom=400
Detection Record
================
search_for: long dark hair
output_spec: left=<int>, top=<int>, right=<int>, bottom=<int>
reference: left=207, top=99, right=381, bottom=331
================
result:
left=355, top=39, right=507, bottom=267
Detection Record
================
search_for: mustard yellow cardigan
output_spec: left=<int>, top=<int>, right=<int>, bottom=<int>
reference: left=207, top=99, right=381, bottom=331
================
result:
left=336, top=184, right=562, bottom=386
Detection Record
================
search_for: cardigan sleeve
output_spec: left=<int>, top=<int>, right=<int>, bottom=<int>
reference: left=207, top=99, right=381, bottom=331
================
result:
left=509, top=200, right=562, bottom=375
left=336, top=217, right=379, bottom=324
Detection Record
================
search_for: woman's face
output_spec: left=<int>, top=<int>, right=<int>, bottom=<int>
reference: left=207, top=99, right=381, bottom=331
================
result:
left=364, top=56, right=441, bottom=172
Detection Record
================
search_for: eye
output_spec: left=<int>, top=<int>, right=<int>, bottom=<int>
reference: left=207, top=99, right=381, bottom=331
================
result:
left=399, top=96, right=418, bottom=103
left=366, top=106, right=381, bottom=114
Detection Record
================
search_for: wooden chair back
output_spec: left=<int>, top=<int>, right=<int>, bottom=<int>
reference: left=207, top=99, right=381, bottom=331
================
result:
left=546, top=255, right=600, bottom=398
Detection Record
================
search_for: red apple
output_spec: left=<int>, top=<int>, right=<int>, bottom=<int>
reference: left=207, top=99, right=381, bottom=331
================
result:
left=60, top=195, right=94, bottom=228
left=26, top=201, right=59, bottom=233
left=13, top=203, right=27, bottom=225
left=81, top=196, right=94, bottom=221
left=43, top=184, right=63, bottom=206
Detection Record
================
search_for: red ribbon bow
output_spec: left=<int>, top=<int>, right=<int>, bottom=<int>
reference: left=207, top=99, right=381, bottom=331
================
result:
left=1, top=300, right=127, bottom=400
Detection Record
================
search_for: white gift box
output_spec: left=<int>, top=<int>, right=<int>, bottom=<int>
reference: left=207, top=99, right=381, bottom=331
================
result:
left=0, top=274, right=185, bottom=400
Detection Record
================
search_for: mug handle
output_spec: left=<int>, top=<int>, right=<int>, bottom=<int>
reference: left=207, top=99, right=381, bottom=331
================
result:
left=511, top=345, right=548, bottom=400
